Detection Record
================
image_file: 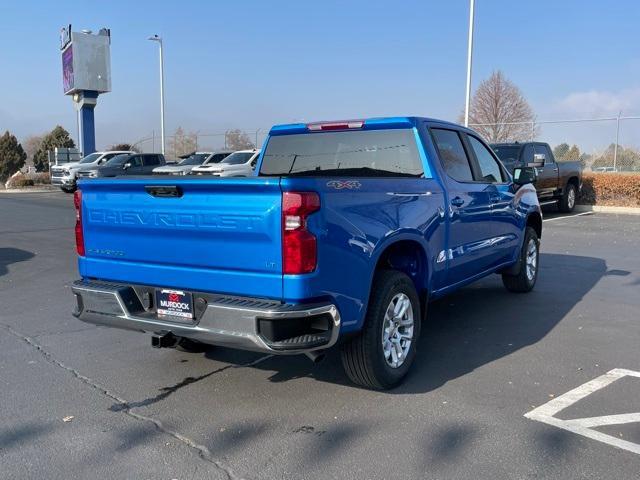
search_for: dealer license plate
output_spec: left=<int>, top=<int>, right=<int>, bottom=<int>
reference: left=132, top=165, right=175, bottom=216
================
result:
left=155, top=289, right=194, bottom=319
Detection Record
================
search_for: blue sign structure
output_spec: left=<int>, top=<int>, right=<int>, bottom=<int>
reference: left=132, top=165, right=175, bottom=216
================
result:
left=60, top=25, right=111, bottom=155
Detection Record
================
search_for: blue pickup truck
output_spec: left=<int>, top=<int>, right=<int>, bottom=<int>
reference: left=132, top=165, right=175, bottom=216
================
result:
left=71, top=117, right=542, bottom=389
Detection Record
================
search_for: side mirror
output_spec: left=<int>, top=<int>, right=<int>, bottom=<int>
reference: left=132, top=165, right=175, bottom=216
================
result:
left=123, top=162, right=132, bottom=170
left=528, top=153, right=545, bottom=168
left=513, top=166, right=538, bottom=186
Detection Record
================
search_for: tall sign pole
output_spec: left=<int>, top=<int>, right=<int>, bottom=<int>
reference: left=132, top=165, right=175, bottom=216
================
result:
left=464, top=0, right=475, bottom=128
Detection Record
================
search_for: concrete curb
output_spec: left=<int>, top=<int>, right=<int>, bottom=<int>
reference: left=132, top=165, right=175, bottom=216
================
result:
left=1, top=187, right=60, bottom=194
left=575, top=205, right=640, bottom=215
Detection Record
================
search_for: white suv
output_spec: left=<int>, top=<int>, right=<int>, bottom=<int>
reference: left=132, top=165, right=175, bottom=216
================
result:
left=190, top=149, right=260, bottom=177
left=51, top=151, right=133, bottom=192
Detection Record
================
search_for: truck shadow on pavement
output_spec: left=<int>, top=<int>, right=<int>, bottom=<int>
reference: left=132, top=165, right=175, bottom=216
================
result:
left=0, top=248, right=35, bottom=277
left=0, top=422, right=55, bottom=452
left=239, top=253, right=609, bottom=392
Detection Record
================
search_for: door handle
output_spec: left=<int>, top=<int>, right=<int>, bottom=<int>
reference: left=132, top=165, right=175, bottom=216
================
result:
left=451, top=197, right=464, bottom=207
left=145, top=185, right=183, bottom=198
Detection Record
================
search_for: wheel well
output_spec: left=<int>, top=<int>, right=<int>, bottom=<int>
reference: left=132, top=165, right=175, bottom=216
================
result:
left=567, top=176, right=579, bottom=189
left=374, top=240, right=428, bottom=299
left=527, top=212, right=542, bottom=239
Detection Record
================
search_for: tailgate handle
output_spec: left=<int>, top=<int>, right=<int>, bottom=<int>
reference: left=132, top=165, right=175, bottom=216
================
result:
left=145, top=185, right=183, bottom=198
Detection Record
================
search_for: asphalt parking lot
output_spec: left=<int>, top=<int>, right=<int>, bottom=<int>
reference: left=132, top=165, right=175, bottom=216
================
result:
left=1, top=191, right=639, bottom=479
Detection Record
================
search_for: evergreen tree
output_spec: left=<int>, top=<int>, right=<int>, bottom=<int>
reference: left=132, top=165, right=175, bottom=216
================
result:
left=553, top=143, right=570, bottom=161
left=0, top=131, right=27, bottom=182
left=33, top=126, right=75, bottom=172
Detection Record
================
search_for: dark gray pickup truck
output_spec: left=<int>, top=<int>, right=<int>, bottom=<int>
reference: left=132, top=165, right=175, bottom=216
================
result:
left=491, top=142, right=582, bottom=212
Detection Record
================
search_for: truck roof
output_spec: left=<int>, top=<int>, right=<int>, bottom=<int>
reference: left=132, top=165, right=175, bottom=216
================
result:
left=490, top=142, right=548, bottom=147
left=269, top=116, right=469, bottom=136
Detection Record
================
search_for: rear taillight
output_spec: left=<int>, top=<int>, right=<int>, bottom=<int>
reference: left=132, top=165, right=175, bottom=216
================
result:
left=73, top=190, right=85, bottom=256
left=282, top=191, right=320, bottom=274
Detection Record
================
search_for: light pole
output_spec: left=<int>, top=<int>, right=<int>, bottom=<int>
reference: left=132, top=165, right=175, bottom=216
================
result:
left=613, top=110, right=621, bottom=171
left=464, top=0, right=475, bottom=127
left=148, top=35, right=166, bottom=155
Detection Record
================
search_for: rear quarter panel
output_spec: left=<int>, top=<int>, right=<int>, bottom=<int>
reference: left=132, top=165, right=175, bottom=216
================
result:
left=281, top=176, right=445, bottom=332
left=558, top=161, right=583, bottom=187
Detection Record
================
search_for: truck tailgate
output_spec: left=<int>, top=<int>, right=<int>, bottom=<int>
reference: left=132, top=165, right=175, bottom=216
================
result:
left=78, top=178, right=283, bottom=299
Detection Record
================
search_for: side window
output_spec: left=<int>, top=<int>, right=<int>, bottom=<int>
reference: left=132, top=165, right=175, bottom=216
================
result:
left=131, top=156, right=143, bottom=167
left=99, top=153, right=113, bottom=164
left=535, top=144, right=554, bottom=163
left=468, top=136, right=504, bottom=183
left=144, top=155, right=160, bottom=166
left=431, top=128, right=474, bottom=182
left=522, top=145, right=534, bottom=165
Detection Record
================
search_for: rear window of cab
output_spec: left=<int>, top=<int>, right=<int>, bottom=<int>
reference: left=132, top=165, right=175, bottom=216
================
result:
left=260, top=129, right=424, bottom=177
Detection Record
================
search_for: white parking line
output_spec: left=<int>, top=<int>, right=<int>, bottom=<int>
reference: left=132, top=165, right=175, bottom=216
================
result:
left=525, top=369, right=640, bottom=455
left=543, top=211, right=594, bottom=222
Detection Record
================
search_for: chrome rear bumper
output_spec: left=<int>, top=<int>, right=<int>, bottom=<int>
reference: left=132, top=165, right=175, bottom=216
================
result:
left=71, top=279, right=341, bottom=354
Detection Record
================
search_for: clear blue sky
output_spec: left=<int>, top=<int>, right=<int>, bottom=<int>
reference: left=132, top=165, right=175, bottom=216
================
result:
left=1, top=0, right=639, bottom=151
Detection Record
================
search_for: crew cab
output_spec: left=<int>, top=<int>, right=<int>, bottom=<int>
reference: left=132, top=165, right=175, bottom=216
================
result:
left=77, top=153, right=165, bottom=179
left=190, top=149, right=260, bottom=177
left=51, top=150, right=133, bottom=192
left=71, top=117, right=542, bottom=389
left=491, top=142, right=582, bottom=212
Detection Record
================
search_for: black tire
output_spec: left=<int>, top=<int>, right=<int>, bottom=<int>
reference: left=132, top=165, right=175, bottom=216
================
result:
left=341, top=270, right=421, bottom=390
left=175, top=337, right=209, bottom=353
left=61, top=186, right=76, bottom=194
left=502, top=227, right=539, bottom=293
left=558, top=183, right=577, bottom=213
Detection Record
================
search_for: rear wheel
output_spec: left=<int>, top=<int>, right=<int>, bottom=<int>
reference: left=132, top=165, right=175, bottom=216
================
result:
left=502, top=227, right=539, bottom=293
left=61, top=186, right=76, bottom=193
left=558, top=183, right=577, bottom=212
left=341, top=270, right=421, bottom=390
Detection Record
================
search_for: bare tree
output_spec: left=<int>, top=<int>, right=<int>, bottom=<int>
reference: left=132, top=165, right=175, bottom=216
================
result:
left=168, top=127, right=197, bottom=159
left=22, top=134, right=44, bottom=168
left=225, top=129, right=255, bottom=150
left=460, top=71, right=537, bottom=142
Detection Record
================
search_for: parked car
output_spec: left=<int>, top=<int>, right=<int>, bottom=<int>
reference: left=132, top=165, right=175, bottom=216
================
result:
left=190, top=149, right=260, bottom=177
left=152, top=151, right=232, bottom=175
left=491, top=142, right=582, bottom=212
left=77, top=153, right=165, bottom=179
left=51, top=150, right=133, bottom=192
left=71, top=117, right=541, bottom=389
